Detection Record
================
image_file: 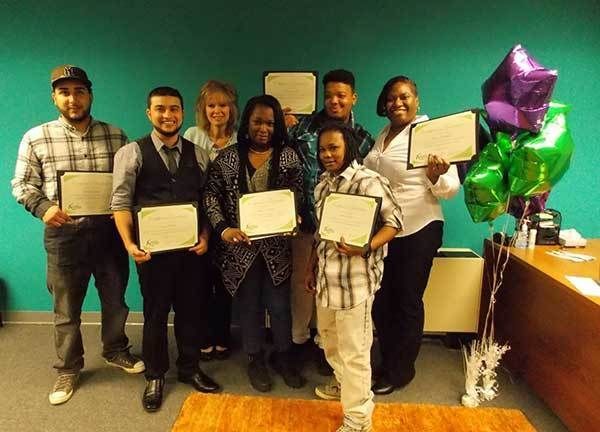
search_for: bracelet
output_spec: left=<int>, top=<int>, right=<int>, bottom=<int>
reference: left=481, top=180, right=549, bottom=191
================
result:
left=221, top=227, right=232, bottom=241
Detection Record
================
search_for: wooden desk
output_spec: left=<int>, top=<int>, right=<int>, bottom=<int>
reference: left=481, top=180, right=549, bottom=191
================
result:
left=481, top=239, right=600, bottom=432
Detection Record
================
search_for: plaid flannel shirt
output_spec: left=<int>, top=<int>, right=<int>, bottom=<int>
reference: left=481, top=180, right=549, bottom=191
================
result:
left=11, top=117, right=128, bottom=218
left=314, top=162, right=403, bottom=310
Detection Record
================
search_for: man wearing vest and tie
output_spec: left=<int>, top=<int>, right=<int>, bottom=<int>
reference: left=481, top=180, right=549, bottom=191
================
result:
left=111, top=86, right=221, bottom=413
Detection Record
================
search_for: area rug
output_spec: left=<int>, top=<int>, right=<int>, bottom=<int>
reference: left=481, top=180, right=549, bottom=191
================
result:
left=171, top=393, right=537, bottom=431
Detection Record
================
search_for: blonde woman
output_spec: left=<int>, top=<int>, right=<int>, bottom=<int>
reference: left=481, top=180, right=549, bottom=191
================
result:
left=184, top=80, right=238, bottom=169
left=184, top=80, right=239, bottom=361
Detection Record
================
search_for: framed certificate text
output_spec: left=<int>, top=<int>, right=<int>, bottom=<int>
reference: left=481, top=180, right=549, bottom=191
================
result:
left=238, top=189, right=297, bottom=239
left=317, top=192, right=382, bottom=248
left=57, top=170, right=113, bottom=216
left=407, top=109, right=480, bottom=169
left=135, top=202, right=198, bottom=253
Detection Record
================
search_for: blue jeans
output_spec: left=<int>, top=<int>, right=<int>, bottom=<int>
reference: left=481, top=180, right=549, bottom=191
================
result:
left=235, top=255, right=292, bottom=355
left=44, top=217, right=130, bottom=374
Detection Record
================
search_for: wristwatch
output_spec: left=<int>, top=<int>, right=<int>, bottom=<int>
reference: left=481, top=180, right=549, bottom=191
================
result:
left=361, top=244, right=371, bottom=259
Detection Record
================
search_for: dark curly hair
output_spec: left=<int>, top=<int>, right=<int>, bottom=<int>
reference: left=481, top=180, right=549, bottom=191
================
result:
left=237, top=94, right=290, bottom=193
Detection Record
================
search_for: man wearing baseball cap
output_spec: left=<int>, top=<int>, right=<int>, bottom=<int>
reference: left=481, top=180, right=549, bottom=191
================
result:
left=11, top=64, right=144, bottom=405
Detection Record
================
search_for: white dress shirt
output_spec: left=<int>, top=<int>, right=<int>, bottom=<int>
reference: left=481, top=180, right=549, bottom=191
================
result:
left=363, top=115, right=460, bottom=237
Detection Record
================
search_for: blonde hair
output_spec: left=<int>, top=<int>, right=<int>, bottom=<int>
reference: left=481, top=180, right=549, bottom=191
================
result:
left=194, top=80, right=239, bottom=135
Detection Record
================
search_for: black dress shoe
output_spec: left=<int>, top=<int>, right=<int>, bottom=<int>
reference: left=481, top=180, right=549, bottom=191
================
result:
left=178, top=370, right=222, bottom=393
left=372, top=376, right=396, bottom=395
left=142, top=377, right=164, bottom=412
left=372, top=368, right=415, bottom=395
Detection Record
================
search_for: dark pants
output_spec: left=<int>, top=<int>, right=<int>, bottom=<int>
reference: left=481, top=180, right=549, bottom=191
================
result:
left=137, top=251, right=209, bottom=379
left=372, top=221, right=443, bottom=385
left=44, top=217, right=130, bottom=374
left=235, top=255, right=292, bottom=355
left=200, top=264, right=232, bottom=349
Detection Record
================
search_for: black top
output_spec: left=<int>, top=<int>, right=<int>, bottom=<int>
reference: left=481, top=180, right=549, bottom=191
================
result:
left=134, top=135, right=203, bottom=206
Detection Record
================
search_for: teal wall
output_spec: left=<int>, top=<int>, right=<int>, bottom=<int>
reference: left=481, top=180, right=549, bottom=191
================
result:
left=1, top=0, right=599, bottom=312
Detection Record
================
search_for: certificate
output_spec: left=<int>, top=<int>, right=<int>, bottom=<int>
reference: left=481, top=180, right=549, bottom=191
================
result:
left=238, top=189, right=297, bottom=239
left=135, top=203, right=198, bottom=253
left=57, top=170, right=113, bottom=216
left=317, top=192, right=382, bottom=248
left=263, top=71, right=318, bottom=115
left=407, top=109, right=480, bottom=169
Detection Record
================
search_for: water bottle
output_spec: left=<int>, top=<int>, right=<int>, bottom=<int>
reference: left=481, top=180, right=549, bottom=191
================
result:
left=515, top=223, right=529, bottom=249
left=528, top=228, right=537, bottom=249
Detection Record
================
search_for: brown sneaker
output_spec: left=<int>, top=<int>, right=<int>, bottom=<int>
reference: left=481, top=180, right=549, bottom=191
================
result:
left=49, top=373, right=79, bottom=405
left=314, top=376, right=341, bottom=400
left=336, top=424, right=372, bottom=432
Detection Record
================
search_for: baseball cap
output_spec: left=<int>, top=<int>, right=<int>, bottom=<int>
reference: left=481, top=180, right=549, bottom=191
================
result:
left=50, top=65, right=92, bottom=89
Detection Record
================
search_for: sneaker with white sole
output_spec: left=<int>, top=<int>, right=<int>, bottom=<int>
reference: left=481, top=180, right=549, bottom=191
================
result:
left=49, top=373, right=79, bottom=405
left=105, top=351, right=145, bottom=374
left=314, top=377, right=341, bottom=400
left=336, top=424, right=372, bottom=432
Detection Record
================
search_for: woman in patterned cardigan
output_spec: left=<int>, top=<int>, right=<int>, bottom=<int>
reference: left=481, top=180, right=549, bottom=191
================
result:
left=203, top=94, right=305, bottom=392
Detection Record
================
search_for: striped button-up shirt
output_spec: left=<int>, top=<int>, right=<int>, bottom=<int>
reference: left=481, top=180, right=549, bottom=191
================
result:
left=314, top=161, right=403, bottom=310
left=11, top=117, right=128, bottom=218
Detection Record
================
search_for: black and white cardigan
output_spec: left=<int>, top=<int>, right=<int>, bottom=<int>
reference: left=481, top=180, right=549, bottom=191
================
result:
left=202, top=144, right=303, bottom=296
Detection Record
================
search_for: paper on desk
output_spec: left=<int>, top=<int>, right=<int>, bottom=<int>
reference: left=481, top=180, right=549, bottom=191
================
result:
left=547, top=250, right=595, bottom=262
left=566, top=276, right=600, bottom=296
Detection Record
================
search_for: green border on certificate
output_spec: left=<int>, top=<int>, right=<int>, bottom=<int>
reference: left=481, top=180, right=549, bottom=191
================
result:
left=238, top=189, right=297, bottom=239
left=134, top=202, right=199, bottom=254
left=57, top=170, right=113, bottom=216
left=407, top=109, right=480, bottom=169
left=263, top=71, right=318, bottom=115
left=317, top=192, right=382, bottom=248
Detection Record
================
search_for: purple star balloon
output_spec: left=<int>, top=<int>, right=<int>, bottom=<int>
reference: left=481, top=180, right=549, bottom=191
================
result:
left=508, top=192, right=550, bottom=219
left=482, top=45, right=558, bottom=134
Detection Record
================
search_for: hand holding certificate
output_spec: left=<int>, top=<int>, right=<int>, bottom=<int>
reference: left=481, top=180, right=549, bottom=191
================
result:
left=135, top=203, right=199, bottom=253
left=238, top=189, right=297, bottom=239
left=263, top=71, right=317, bottom=115
left=317, top=192, right=382, bottom=248
left=57, top=171, right=113, bottom=216
left=407, top=109, right=480, bottom=169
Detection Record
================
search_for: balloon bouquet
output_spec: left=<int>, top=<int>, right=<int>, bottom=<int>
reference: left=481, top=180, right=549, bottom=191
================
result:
left=461, top=45, right=574, bottom=407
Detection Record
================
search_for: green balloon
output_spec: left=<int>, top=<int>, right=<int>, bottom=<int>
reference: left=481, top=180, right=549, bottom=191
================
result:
left=509, top=101, right=575, bottom=197
left=480, top=132, right=513, bottom=170
left=464, top=157, right=509, bottom=223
